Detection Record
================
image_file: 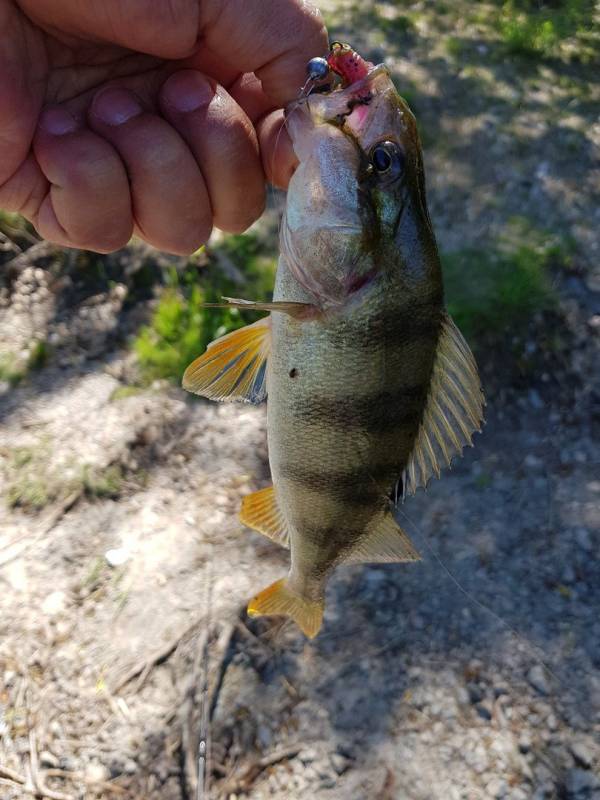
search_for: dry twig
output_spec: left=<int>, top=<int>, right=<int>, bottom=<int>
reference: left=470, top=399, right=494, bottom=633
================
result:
left=216, top=745, right=302, bottom=797
left=113, top=619, right=202, bottom=693
left=0, top=490, right=81, bottom=568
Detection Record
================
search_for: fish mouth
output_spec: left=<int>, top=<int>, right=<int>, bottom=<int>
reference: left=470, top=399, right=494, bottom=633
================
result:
left=291, top=63, right=389, bottom=127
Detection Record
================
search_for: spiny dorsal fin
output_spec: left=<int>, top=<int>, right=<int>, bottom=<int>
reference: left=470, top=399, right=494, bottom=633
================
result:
left=344, top=513, right=421, bottom=563
left=239, top=486, right=289, bottom=548
left=182, top=317, right=270, bottom=403
left=403, top=313, right=485, bottom=496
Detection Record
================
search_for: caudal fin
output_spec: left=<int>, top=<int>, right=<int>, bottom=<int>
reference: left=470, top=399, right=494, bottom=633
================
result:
left=247, top=578, right=324, bottom=639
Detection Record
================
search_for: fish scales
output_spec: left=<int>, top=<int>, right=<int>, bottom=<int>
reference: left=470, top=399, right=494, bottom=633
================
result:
left=182, top=44, right=484, bottom=638
left=268, top=249, right=442, bottom=590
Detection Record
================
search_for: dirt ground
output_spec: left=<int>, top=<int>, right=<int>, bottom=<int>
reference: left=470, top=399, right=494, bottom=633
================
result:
left=1, top=1, right=599, bottom=799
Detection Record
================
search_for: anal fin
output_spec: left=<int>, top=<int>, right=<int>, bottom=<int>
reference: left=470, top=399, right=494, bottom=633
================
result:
left=247, top=578, right=324, bottom=639
left=239, top=486, right=289, bottom=549
left=345, top=514, right=421, bottom=563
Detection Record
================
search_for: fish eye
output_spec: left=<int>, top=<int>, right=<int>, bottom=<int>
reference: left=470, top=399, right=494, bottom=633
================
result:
left=370, top=141, right=404, bottom=178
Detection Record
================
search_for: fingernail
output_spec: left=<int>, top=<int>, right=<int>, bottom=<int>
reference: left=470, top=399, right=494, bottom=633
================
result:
left=92, top=88, right=142, bottom=125
left=162, top=71, right=214, bottom=113
left=39, top=108, right=78, bottom=136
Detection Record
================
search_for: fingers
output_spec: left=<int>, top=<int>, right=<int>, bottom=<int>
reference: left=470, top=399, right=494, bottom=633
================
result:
left=194, top=0, right=328, bottom=106
left=88, top=87, right=212, bottom=253
left=257, top=110, right=298, bottom=190
left=159, top=71, right=265, bottom=234
left=32, top=108, right=133, bottom=251
left=18, top=0, right=200, bottom=58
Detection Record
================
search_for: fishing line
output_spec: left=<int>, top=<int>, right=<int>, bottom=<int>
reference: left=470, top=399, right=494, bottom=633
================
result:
left=393, top=503, right=577, bottom=698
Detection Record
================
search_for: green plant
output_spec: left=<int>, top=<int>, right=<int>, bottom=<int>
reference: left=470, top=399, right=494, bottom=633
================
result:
left=0, top=339, right=50, bottom=388
left=82, top=464, right=124, bottom=498
left=442, top=221, right=571, bottom=339
left=497, top=0, right=597, bottom=58
left=133, top=233, right=276, bottom=383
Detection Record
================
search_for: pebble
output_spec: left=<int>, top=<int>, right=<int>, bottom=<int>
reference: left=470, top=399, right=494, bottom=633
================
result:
left=329, top=752, right=351, bottom=776
left=39, top=750, right=59, bottom=768
left=570, top=741, right=595, bottom=769
left=85, top=761, right=110, bottom=783
left=299, top=747, right=318, bottom=764
left=565, top=768, right=600, bottom=798
left=524, top=454, right=544, bottom=470
left=528, top=389, right=544, bottom=409
left=574, top=527, right=593, bottom=552
left=41, top=590, right=68, bottom=617
left=527, top=665, right=550, bottom=696
left=105, top=548, right=131, bottom=567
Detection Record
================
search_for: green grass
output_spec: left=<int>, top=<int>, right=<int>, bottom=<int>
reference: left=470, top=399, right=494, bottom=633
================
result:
left=443, top=219, right=572, bottom=339
left=109, top=385, right=145, bottom=401
left=6, top=475, right=51, bottom=510
left=496, top=0, right=598, bottom=59
left=133, top=233, right=276, bottom=384
left=0, top=339, right=50, bottom=388
left=82, top=464, right=124, bottom=498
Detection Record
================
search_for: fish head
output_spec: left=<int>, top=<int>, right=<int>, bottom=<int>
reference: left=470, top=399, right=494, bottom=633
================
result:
left=283, top=64, right=439, bottom=305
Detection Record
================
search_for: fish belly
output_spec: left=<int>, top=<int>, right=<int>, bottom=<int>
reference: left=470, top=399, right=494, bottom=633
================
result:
left=267, top=257, right=440, bottom=586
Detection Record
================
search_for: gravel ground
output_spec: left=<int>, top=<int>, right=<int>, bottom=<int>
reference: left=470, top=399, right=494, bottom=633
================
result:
left=1, top=2, right=599, bottom=798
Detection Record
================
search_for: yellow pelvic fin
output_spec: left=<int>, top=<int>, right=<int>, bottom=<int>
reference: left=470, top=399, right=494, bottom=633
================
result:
left=182, top=317, right=270, bottom=403
left=247, top=579, right=324, bottom=639
left=403, top=312, right=485, bottom=496
left=203, top=296, right=316, bottom=318
left=240, top=486, right=289, bottom=548
left=345, top=513, right=421, bottom=563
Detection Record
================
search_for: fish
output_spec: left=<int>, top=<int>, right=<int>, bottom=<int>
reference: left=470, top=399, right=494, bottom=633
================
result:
left=182, top=43, right=484, bottom=639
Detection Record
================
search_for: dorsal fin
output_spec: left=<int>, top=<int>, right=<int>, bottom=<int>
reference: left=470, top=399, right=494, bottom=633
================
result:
left=344, top=513, right=420, bottom=563
left=239, top=486, right=289, bottom=548
left=182, top=317, right=270, bottom=403
left=403, top=313, right=485, bottom=496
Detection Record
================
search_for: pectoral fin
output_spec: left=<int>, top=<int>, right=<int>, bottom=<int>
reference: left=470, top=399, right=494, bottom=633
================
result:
left=182, top=317, right=270, bottom=403
left=247, top=578, right=324, bottom=639
left=345, top=514, right=421, bottom=563
left=239, top=486, right=289, bottom=548
left=402, top=313, right=485, bottom=496
left=203, top=297, right=317, bottom=318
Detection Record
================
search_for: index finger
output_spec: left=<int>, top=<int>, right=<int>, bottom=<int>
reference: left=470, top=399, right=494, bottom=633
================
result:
left=194, top=0, right=328, bottom=106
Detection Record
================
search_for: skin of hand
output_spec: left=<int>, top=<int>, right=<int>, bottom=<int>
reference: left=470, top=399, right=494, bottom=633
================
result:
left=0, top=0, right=326, bottom=254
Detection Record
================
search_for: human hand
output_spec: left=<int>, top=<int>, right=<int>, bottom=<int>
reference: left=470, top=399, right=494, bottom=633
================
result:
left=0, top=0, right=326, bottom=254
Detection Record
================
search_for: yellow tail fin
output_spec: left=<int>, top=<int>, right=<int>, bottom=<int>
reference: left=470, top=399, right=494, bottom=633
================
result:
left=247, top=579, right=324, bottom=639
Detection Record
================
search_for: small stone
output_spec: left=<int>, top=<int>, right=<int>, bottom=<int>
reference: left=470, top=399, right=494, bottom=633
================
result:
left=85, top=762, right=110, bottom=784
left=299, top=747, right=317, bottom=764
left=476, top=703, right=492, bottom=721
left=42, top=590, right=68, bottom=616
left=486, top=777, right=508, bottom=798
left=528, top=665, right=550, bottom=696
left=574, top=528, right=593, bottom=552
left=40, top=750, right=59, bottom=768
left=519, top=733, right=532, bottom=754
left=528, top=389, right=544, bottom=409
left=329, top=752, right=351, bottom=776
left=524, top=454, right=544, bottom=469
left=105, top=548, right=130, bottom=567
left=570, top=741, right=595, bottom=769
left=256, top=724, right=272, bottom=749
left=565, top=768, right=600, bottom=798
